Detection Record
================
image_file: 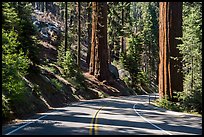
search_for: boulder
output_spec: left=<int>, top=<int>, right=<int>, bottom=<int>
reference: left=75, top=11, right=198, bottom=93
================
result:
left=109, top=64, right=119, bottom=79
left=118, top=69, right=131, bottom=81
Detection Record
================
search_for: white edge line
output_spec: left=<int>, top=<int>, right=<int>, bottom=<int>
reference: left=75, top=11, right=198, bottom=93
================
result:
left=133, top=104, right=172, bottom=135
left=5, top=114, right=48, bottom=135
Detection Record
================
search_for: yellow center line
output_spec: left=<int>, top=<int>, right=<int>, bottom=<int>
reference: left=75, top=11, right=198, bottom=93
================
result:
left=89, top=106, right=104, bottom=135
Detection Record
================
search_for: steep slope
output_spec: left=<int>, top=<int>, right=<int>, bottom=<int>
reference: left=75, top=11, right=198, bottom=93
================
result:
left=3, top=9, right=133, bottom=125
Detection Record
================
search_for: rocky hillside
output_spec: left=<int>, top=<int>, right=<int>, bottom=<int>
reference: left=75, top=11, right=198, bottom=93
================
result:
left=4, top=9, right=135, bottom=125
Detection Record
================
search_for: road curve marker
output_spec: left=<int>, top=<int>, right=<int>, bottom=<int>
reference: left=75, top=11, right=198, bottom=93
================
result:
left=133, top=104, right=172, bottom=135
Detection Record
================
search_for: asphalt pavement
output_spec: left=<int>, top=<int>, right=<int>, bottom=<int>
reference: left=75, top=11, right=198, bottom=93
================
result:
left=2, top=95, right=202, bottom=135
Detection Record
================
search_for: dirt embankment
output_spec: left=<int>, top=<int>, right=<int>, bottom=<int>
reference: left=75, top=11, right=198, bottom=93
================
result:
left=3, top=9, right=133, bottom=125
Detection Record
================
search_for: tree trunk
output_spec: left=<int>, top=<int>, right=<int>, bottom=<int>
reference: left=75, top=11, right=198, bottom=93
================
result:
left=41, top=2, right=44, bottom=12
left=65, top=2, right=68, bottom=53
left=45, top=2, right=48, bottom=12
left=89, top=2, right=96, bottom=76
left=121, top=2, right=124, bottom=53
left=169, top=2, right=183, bottom=95
left=158, top=2, right=183, bottom=100
left=60, top=3, right=64, bottom=22
left=89, top=2, right=110, bottom=82
left=86, top=2, right=92, bottom=67
left=36, top=2, right=40, bottom=10
left=77, top=2, right=81, bottom=67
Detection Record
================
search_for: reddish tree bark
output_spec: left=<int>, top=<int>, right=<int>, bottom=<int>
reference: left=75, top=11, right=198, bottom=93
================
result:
left=89, top=2, right=110, bottom=82
left=169, top=2, right=183, bottom=96
left=158, top=2, right=183, bottom=100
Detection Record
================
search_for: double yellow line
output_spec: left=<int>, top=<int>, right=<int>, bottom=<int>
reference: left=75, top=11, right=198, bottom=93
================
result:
left=89, top=106, right=104, bottom=135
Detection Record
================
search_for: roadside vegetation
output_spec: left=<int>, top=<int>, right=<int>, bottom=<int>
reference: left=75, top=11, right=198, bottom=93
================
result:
left=153, top=2, right=202, bottom=115
left=2, top=2, right=202, bottom=124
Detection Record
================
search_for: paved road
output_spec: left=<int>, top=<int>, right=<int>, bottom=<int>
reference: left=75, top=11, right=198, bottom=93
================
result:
left=2, top=95, right=202, bottom=135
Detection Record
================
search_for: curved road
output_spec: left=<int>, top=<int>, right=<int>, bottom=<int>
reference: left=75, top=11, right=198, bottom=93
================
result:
left=2, top=95, right=202, bottom=135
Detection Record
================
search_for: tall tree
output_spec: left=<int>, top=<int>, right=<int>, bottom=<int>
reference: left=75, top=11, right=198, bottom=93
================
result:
left=41, top=2, right=44, bottom=12
left=60, top=2, right=64, bottom=22
left=89, top=2, right=110, bottom=81
left=77, top=2, right=81, bottom=67
left=158, top=2, right=183, bottom=100
left=139, top=2, right=159, bottom=87
left=86, top=2, right=92, bottom=67
left=65, top=2, right=68, bottom=53
left=177, top=2, right=202, bottom=113
left=121, top=2, right=124, bottom=54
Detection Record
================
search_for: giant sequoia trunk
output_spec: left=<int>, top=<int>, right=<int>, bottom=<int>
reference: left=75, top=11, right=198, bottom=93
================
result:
left=89, top=2, right=110, bottom=82
left=158, top=2, right=183, bottom=100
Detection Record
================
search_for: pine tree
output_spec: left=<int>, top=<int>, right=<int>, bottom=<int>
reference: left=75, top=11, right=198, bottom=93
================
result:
left=177, top=2, right=202, bottom=113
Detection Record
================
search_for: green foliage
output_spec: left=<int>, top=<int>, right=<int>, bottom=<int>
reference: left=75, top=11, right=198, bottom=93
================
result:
left=2, top=29, right=30, bottom=121
left=137, top=70, right=150, bottom=86
left=32, top=84, right=41, bottom=97
left=108, top=2, right=132, bottom=60
left=177, top=2, right=202, bottom=114
left=42, top=64, right=57, bottom=74
left=2, top=2, right=20, bottom=30
left=2, top=29, right=30, bottom=96
left=156, top=98, right=183, bottom=112
left=131, top=2, right=159, bottom=84
left=62, top=50, right=76, bottom=78
left=2, top=94, right=12, bottom=121
left=2, top=2, right=38, bottom=121
left=57, top=42, right=86, bottom=90
left=120, top=34, right=143, bottom=88
left=50, top=78, right=63, bottom=91
left=16, top=3, right=40, bottom=64
left=178, top=90, right=202, bottom=114
left=140, top=2, right=159, bottom=82
left=57, top=41, right=65, bottom=67
left=2, top=2, right=39, bottom=65
left=110, top=2, right=159, bottom=92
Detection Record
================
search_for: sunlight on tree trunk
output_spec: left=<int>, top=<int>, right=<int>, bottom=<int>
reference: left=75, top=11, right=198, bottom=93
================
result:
left=89, top=2, right=110, bottom=82
left=159, top=2, right=183, bottom=101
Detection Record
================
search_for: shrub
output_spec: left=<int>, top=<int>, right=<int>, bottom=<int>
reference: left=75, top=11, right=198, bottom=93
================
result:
left=2, top=94, right=12, bottom=121
left=157, top=98, right=182, bottom=112
left=2, top=29, right=30, bottom=96
left=62, top=50, right=76, bottom=78
left=178, top=89, right=202, bottom=114
left=50, top=78, right=63, bottom=91
left=2, top=29, right=30, bottom=121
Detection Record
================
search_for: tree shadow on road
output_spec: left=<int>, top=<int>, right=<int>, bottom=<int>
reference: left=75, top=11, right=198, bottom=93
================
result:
left=3, top=96, right=202, bottom=135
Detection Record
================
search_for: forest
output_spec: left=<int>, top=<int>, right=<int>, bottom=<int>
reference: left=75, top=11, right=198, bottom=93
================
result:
left=2, top=2, right=202, bottom=125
